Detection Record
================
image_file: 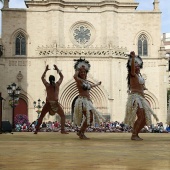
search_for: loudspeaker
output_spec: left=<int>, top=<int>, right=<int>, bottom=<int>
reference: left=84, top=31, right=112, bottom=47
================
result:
left=1, top=121, right=12, bottom=133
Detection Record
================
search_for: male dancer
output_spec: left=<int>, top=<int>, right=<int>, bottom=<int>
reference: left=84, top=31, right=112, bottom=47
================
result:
left=34, top=64, right=68, bottom=134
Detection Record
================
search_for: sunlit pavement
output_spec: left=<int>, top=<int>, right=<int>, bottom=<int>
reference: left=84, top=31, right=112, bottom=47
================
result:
left=0, top=132, right=170, bottom=170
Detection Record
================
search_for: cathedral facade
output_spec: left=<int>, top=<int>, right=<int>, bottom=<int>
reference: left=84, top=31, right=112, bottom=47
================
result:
left=0, top=0, right=168, bottom=125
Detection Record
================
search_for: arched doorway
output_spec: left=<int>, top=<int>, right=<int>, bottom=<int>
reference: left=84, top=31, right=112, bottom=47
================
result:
left=146, top=99, right=151, bottom=106
left=14, top=98, right=28, bottom=117
left=71, top=95, right=79, bottom=122
left=60, top=80, right=108, bottom=121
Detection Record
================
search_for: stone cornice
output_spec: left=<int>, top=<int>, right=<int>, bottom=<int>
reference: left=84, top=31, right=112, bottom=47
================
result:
left=36, top=45, right=128, bottom=58
left=25, top=0, right=138, bottom=9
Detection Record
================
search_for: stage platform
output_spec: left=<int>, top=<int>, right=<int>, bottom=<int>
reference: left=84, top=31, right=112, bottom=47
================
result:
left=0, top=132, right=170, bottom=170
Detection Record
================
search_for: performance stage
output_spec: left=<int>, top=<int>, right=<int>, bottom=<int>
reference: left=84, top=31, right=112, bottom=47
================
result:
left=0, top=133, right=170, bottom=170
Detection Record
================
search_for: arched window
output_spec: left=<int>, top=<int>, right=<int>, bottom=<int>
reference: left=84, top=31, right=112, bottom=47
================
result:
left=15, top=33, right=26, bottom=55
left=138, top=34, right=148, bottom=56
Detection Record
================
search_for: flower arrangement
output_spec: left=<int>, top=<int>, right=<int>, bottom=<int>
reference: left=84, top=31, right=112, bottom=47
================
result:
left=14, top=114, right=30, bottom=126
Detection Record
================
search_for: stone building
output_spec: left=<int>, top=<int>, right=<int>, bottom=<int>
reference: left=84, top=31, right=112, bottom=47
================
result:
left=162, top=33, right=170, bottom=72
left=163, top=33, right=170, bottom=56
left=162, top=33, right=170, bottom=102
left=0, top=0, right=168, bottom=125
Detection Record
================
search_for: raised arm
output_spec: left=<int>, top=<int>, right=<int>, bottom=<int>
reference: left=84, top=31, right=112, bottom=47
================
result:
left=41, top=65, right=50, bottom=85
left=73, top=70, right=83, bottom=83
left=54, top=64, right=63, bottom=85
left=130, top=51, right=136, bottom=76
left=90, top=81, right=102, bottom=88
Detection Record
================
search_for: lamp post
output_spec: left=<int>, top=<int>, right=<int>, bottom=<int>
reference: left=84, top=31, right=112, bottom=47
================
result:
left=7, top=83, right=21, bottom=129
left=33, top=99, right=45, bottom=118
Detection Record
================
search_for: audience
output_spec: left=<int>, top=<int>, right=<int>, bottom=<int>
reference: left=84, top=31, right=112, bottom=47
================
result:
left=14, top=120, right=170, bottom=133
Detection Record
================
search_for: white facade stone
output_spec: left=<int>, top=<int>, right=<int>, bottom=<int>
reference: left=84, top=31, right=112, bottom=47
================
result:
left=0, top=0, right=168, bottom=125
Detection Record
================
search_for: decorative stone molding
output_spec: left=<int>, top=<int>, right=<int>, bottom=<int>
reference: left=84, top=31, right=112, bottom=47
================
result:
left=37, top=44, right=127, bottom=57
left=17, top=71, right=23, bottom=82
left=25, top=0, right=138, bottom=10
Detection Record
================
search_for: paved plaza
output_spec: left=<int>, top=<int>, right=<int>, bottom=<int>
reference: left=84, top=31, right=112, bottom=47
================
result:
left=0, top=132, right=170, bottom=170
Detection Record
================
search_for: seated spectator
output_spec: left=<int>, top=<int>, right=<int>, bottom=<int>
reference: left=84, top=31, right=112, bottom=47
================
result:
left=42, top=122, right=47, bottom=128
left=22, top=123, right=27, bottom=132
left=166, top=125, right=170, bottom=132
left=15, top=124, right=22, bottom=132
left=54, top=121, right=59, bottom=128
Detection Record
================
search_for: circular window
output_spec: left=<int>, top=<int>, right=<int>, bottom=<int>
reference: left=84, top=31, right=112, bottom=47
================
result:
left=70, top=21, right=95, bottom=47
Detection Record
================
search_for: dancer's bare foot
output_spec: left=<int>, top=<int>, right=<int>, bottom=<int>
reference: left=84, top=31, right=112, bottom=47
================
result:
left=131, top=134, right=143, bottom=141
left=137, top=135, right=143, bottom=140
left=82, top=133, right=90, bottom=140
left=34, top=131, right=38, bottom=134
left=61, top=130, right=69, bottom=134
left=77, top=131, right=83, bottom=138
left=77, top=131, right=90, bottom=140
left=77, top=131, right=81, bottom=137
left=34, top=126, right=39, bottom=134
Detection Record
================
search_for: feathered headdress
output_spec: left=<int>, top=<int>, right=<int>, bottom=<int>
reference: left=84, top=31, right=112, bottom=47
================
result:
left=127, top=55, right=143, bottom=69
left=74, top=58, right=91, bottom=72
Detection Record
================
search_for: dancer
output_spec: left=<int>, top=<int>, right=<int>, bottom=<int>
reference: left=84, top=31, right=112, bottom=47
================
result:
left=73, top=58, right=105, bottom=139
left=34, top=64, right=68, bottom=134
left=124, top=51, right=158, bottom=140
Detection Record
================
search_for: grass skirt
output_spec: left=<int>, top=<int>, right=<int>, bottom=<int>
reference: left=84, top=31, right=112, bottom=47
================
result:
left=124, top=93, right=159, bottom=127
left=73, top=96, right=105, bottom=126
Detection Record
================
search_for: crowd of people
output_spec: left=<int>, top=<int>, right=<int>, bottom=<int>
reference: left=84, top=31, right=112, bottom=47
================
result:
left=15, top=120, right=170, bottom=133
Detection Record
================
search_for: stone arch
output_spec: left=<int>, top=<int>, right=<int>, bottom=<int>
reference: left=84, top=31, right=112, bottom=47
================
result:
left=14, top=98, right=28, bottom=118
left=144, top=91, right=160, bottom=123
left=59, top=79, right=109, bottom=119
left=144, top=90, right=159, bottom=109
left=2, top=93, right=30, bottom=124
left=3, top=93, right=29, bottom=110
left=19, top=91, right=38, bottom=123
left=19, top=89, right=34, bottom=109
left=10, top=28, right=31, bottom=44
left=134, top=30, right=153, bottom=45
left=71, top=95, right=79, bottom=121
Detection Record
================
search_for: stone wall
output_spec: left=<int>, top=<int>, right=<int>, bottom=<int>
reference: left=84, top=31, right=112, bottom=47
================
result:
left=0, top=0, right=168, bottom=125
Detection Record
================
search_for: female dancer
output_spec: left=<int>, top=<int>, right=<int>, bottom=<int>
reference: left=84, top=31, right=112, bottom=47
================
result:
left=73, top=58, right=105, bottom=139
left=124, top=51, right=159, bottom=140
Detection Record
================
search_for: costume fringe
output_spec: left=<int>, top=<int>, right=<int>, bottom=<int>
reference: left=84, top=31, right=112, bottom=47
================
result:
left=124, top=93, right=159, bottom=127
left=73, top=97, right=105, bottom=126
left=49, top=101, right=58, bottom=116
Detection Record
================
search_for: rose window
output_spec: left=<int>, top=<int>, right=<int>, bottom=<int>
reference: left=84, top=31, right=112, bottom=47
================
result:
left=73, top=26, right=91, bottom=44
left=70, top=22, right=95, bottom=47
